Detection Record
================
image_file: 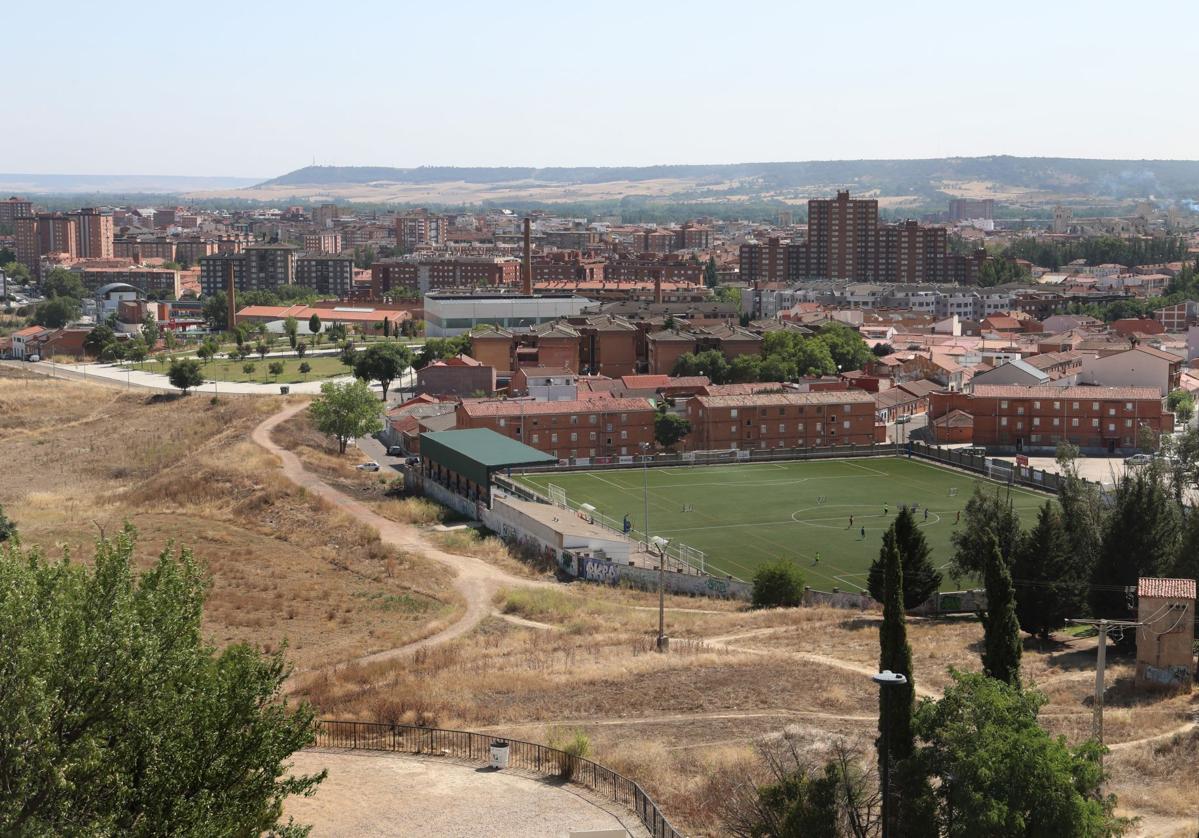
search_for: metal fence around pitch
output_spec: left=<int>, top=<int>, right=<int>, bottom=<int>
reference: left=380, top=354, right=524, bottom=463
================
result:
left=312, top=720, right=683, bottom=838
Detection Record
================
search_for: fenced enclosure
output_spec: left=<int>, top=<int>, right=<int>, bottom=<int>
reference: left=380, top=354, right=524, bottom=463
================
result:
left=312, top=720, right=683, bottom=838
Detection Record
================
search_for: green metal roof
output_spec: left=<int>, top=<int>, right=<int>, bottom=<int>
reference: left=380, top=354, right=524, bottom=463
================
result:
left=420, top=429, right=556, bottom=487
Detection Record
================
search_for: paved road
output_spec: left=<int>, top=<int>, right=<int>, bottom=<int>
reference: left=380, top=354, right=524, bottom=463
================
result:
left=286, top=750, right=648, bottom=837
left=4, top=358, right=414, bottom=397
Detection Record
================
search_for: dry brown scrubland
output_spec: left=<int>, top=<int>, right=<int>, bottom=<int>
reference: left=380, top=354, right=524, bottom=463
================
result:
left=0, top=371, right=460, bottom=671
left=6, top=375, right=1195, bottom=836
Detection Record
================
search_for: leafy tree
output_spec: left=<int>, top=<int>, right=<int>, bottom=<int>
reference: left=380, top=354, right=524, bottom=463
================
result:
left=728, top=353, right=761, bottom=383
left=99, top=341, right=126, bottom=363
left=298, top=361, right=312, bottom=376
left=124, top=336, right=149, bottom=364
left=256, top=341, right=270, bottom=361
left=162, top=329, right=177, bottom=351
left=327, top=322, right=348, bottom=343
left=296, top=341, right=308, bottom=358
left=1057, top=465, right=1105, bottom=584
left=913, top=671, right=1124, bottom=837
left=140, top=313, right=159, bottom=348
left=0, top=525, right=323, bottom=836
left=352, top=342, right=412, bottom=401
left=32, top=296, right=80, bottom=328
left=339, top=340, right=357, bottom=367
left=168, top=358, right=204, bottom=394
left=704, top=255, right=719, bottom=288
left=671, top=349, right=732, bottom=384
left=382, top=316, right=391, bottom=339
left=751, top=560, right=805, bottom=608
left=871, top=342, right=895, bottom=357
left=40, top=267, right=86, bottom=300
left=201, top=291, right=229, bottom=330
left=84, top=323, right=117, bottom=357
left=415, top=335, right=470, bottom=367
left=1013, top=502, right=1086, bottom=641
left=0, top=504, right=15, bottom=543
left=948, top=485, right=1022, bottom=581
left=283, top=316, right=299, bottom=349
left=976, top=258, right=1032, bottom=288
left=654, top=413, right=692, bottom=450
left=1092, top=465, right=1181, bottom=636
left=309, top=379, right=384, bottom=454
left=981, top=535, right=1021, bottom=686
left=792, top=338, right=837, bottom=377
left=867, top=509, right=942, bottom=609
left=1166, top=388, right=1194, bottom=424
left=268, top=360, right=285, bottom=380
left=816, top=322, right=873, bottom=372
left=308, top=313, right=321, bottom=335
left=242, top=363, right=256, bottom=376
left=2, top=260, right=31, bottom=284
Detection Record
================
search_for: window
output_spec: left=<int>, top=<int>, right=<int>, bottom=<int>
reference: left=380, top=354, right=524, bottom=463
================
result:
left=570, top=432, right=577, bottom=442
left=1124, top=419, right=1132, bottom=428
left=1033, top=401, right=1041, bottom=410
left=551, top=433, right=558, bottom=443
left=531, top=433, right=539, bottom=443
left=816, top=422, right=822, bottom=432
left=1072, top=418, right=1079, bottom=427
left=589, top=415, right=597, bottom=424
left=779, top=423, right=786, bottom=433
left=498, top=418, right=506, bottom=428
left=730, top=409, right=738, bottom=418
left=621, top=413, right=628, bottom=423
left=1000, top=400, right=1008, bottom=409
left=1033, top=417, right=1040, bottom=427
left=1108, top=408, right=1115, bottom=416
left=1053, top=401, right=1060, bottom=410
left=1000, top=417, right=1008, bottom=427
left=570, top=415, right=578, bottom=425
left=1092, top=402, right=1099, bottom=411
left=620, top=430, right=628, bottom=440
left=1125, top=402, right=1133, bottom=411
left=1108, top=423, right=1116, bottom=432
left=1016, top=407, right=1024, bottom=416
left=830, top=415, right=838, bottom=423
left=1091, top=419, right=1098, bottom=428
left=843, top=420, right=851, bottom=429
left=1072, top=402, right=1080, bottom=410
left=589, top=431, right=596, bottom=440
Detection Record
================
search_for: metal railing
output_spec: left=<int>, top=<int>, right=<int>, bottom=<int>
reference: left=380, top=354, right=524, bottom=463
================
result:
left=312, top=720, right=684, bottom=838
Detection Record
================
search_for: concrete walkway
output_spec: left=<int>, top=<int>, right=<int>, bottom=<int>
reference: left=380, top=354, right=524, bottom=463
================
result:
left=286, top=749, right=647, bottom=837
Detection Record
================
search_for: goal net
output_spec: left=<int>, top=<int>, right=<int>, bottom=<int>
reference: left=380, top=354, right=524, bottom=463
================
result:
left=546, top=483, right=568, bottom=509
left=987, top=461, right=1014, bottom=484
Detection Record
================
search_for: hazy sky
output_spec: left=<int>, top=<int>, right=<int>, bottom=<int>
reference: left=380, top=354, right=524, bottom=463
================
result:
left=4, top=0, right=1197, bottom=177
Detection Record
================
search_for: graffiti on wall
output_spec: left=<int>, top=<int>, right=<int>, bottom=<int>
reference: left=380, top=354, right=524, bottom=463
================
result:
left=1143, top=665, right=1192, bottom=688
left=582, top=557, right=621, bottom=585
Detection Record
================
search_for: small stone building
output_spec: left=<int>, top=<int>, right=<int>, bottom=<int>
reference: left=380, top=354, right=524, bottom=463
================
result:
left=1135, top=577, right=1196, bottom=691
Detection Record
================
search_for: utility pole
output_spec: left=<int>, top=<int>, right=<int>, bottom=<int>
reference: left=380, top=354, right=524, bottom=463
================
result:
left=1067, top=616, right=1141, bottom=764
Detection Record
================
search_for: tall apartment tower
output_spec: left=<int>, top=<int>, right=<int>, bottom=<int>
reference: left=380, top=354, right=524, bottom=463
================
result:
left=0, top=196, right=33, bottom=226
left=806, top=191, right=878, bottom=281
left=14, top=213, right=79, bottom=278
left=72, top=208, right=114, bottom=259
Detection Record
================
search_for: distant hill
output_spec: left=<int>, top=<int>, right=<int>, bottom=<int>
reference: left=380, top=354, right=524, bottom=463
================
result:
left=257, top=157, right=1199, bottom=203
left=0, top=173, right=262, bottom=195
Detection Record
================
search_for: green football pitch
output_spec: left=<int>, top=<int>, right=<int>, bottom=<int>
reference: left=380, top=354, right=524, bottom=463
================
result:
left=514, top=457, right=1047, bottom=591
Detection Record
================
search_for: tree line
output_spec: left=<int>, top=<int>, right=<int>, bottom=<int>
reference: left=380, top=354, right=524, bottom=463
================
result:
left=1004, top=235, right=1188, bottom=270
left=671, top=322, right=876, bottom=384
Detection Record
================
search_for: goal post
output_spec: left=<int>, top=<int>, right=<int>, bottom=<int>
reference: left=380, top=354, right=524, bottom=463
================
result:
left=546, top=483, right=568, bottom=509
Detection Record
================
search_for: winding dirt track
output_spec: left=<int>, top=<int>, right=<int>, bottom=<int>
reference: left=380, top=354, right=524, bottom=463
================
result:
left=253, top=403, right=553, bottom=667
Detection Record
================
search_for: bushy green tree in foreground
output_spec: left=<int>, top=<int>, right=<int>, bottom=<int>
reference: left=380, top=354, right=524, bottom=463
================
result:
left=752, top=560, right=805, bottom=608
left=0, top=525, right=323, bottom=836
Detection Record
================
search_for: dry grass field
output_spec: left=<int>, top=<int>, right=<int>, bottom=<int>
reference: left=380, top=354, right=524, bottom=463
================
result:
left=6, top=373, right=1195, bottom=836
left=0, top=370, right=460, bottom=671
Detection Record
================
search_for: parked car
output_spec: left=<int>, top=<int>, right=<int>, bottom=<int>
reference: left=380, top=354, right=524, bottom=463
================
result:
left=387, top=445, right=403, bottom=457
left=405, top=456, right=420, bottom=466
left=356, top=461, right=380, bottom=471
left=1124, top=453, right=1152, bottom=466
left=26, top=354, right=40, bottom=362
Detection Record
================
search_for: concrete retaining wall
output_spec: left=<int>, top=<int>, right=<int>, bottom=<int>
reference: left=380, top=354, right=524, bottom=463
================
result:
left=574, top=555, right=752, bottom=600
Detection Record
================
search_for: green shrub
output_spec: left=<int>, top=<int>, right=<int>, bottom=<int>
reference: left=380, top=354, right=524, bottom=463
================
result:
left=752, top=559, right=805, bottom=608
left=548, top=727, right=591, bottom=779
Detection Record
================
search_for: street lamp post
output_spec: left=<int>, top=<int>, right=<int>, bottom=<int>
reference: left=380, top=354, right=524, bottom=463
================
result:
left=872, top=669, right=908, bottom=838
left=650, top=535, right=670, bottom=652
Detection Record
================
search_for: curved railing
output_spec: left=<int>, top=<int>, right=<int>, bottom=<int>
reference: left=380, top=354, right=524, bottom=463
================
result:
left=312, top=719, right=683, bottom=838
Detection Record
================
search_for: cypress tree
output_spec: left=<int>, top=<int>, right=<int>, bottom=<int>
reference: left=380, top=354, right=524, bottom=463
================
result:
left=868, top=508, right=942, bottom=609
left=1013, top=501, right=1085, bottom=640
left=982, top=533, right=1022, bottom=686
left=878, top=532, right=914, bottom=757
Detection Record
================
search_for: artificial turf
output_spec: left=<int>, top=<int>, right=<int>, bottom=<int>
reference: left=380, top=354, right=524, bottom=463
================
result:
left=515, top=457, right=1046, bottom=590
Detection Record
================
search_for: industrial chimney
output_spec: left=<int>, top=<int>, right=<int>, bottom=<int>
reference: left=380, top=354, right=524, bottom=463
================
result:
left=653, top=268, right=663, bottom=305
left=225, top=260, right=237, bottom=332
left=521, top=217, right=533, bottom=295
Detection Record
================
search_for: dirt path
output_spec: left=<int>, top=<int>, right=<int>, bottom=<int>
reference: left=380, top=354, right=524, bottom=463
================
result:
left=254, top=403, right=554, bottom=668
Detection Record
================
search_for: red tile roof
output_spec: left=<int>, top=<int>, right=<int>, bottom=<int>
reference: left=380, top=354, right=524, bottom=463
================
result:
left=459, top=397, right=653, bottom=417
left=1138, top=577, right=1197, bottom=599
left=971, top=384, right=1162, bottom=401
left=694, top=391, right=874, bottom=408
